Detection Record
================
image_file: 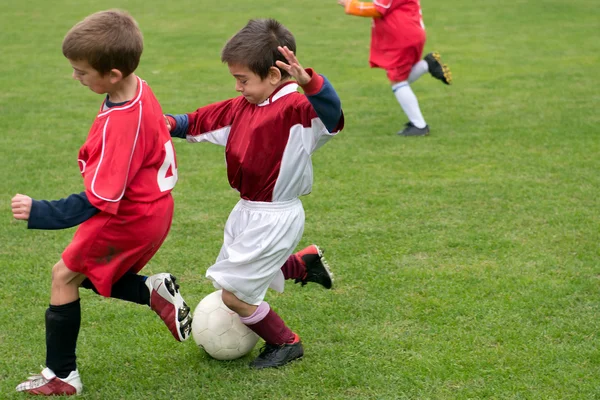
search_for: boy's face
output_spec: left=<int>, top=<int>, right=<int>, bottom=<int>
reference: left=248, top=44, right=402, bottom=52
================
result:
left=68, top=59, right=113, bottom=94
left=228, top=63, right=280, bottom=105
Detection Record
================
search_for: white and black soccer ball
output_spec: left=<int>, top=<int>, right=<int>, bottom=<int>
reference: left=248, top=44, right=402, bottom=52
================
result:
left=192, top=290, right=259, bottom=360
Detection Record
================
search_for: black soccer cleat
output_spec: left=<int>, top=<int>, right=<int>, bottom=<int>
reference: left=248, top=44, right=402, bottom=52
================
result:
left=424, top=52, right=452, bottom=85
left=294, top=245, right=333, bottom=289
left=249, top=340, right=304, bottom=369
left=397, top=122, right=430, bottom=137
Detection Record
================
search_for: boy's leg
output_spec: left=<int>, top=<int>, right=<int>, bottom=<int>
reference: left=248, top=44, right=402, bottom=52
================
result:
left=16, top=259, right=85, bottom=396
left=388, top=44, right=430, bottom=136
left=407, top=60, right=429, bottom=84
left=81, top=272, right=192, bottom=342
left=81, top=272, right=150, bottom=305
left=222, top=290, right=303, bottom=369
left=392, top=80, right=430, bottom=136
left=281, top=245, right=333, bottom=289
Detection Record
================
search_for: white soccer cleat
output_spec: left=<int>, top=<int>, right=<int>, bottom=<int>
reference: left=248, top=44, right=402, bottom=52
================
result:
left=16, top=367, right=82, bottom=396
left=146, top=273, right=193, bottom=341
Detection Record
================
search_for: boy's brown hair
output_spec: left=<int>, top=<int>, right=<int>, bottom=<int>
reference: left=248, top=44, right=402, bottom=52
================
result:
left=221, top=18, right=296, bottom=80
left=62, top=9, right=143, bottom=77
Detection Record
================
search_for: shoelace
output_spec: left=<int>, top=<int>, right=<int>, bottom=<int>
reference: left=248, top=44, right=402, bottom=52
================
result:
left=19, top=374, right=50, bottom=390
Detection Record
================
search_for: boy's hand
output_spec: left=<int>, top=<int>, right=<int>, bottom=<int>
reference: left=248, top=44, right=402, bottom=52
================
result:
left=337, top=0, right=349, bottom=6
left=11, top=194, right=32, bottom=221
left=164, top=115, right=173, bottom=132
left=276, top=46, right=311, bottom=86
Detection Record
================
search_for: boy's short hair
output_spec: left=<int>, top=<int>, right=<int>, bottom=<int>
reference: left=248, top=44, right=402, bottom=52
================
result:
left=62, top=9, right=143, bottom=77
left=221, top=19, right=296, bottom=80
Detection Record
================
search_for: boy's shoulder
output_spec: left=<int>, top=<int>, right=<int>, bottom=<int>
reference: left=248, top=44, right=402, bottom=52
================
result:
left=272, top=83, right=309, bottom=106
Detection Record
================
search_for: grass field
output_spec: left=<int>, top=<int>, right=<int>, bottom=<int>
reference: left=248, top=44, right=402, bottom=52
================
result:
left=1, top=0, right=599, bottom=399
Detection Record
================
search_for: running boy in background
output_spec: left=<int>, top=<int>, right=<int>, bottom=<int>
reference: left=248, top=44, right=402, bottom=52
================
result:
left=337, top=0, right=452, bottom=136
left=11, top=10, right=192, bottom=396
left=165, top=18, right=343, bottom=369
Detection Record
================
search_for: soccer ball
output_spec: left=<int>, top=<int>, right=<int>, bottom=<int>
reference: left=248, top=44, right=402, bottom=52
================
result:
left=192, top=290, right=259, bottom=360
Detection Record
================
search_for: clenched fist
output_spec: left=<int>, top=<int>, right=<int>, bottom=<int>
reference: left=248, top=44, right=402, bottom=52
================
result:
left=11, top=193, right=33, bottom=221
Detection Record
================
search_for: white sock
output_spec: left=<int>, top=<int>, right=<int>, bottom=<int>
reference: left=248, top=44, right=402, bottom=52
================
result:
left=408, top=60, right=428, bottom=84
left=392, top=81, right=426, bottom=128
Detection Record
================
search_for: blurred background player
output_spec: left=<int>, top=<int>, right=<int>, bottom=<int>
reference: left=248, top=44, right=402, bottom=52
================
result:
left=11, top=10, right=192, bottom=396
left=165, top=18, right=343, bottom=369
left=337, top=0, right=452, bottom=136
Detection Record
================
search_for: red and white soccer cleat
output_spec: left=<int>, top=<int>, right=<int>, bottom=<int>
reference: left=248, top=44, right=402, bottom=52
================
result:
left=146, top=273, right=193, bottom=342
left=16, top=367, right=82, bottom=396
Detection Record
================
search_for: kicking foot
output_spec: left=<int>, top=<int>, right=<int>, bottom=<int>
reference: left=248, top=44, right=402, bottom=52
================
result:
left=146, top=273, right=193, bottom=341
left=294, top=245, right=333, bottom=289
left=16, top=367, right=82, bottom=396
left=424, top=52, right=452, bottom=85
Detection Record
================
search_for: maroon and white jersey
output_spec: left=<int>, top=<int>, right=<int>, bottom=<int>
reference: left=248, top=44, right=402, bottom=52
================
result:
left=184, top=81, right=342, bottom=202
left=78, top=77, right=178, bottom=214
left=370, top=0, right=426, bottom=69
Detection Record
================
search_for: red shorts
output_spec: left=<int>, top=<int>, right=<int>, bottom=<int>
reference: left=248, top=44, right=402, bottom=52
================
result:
left=384, top=44, right=424, bottom=82
left=371, top=41, right=425, bottom=83
left=62, top=195, right=174, bottom=297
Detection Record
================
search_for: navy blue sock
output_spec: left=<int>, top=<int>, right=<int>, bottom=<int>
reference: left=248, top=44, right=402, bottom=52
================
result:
left=81, top=273, right=150, bottom=305
left=46, top=299, right=80, bottom=379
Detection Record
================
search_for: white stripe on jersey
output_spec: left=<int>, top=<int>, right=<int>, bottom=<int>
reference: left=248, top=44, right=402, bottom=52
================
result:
left=90, top=104, right=142, bottom=202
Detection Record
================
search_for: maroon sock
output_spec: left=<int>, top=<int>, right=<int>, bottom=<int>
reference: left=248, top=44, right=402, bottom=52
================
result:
left=243, top=307, right=296, bottom=345
left=280, top=254, right=306, bottom=280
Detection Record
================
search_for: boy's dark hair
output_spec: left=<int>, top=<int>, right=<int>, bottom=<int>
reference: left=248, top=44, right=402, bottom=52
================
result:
left=221, top=19, right=296, bottom=80
left=62, top=9, right=143, bottom=77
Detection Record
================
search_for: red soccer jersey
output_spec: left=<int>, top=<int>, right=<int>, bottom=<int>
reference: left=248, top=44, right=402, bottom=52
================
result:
left=183, top=81, right=342, bottom=202
left=78, top=77, right=178, bottom=214
left=370, top=0, right=427, bottom=69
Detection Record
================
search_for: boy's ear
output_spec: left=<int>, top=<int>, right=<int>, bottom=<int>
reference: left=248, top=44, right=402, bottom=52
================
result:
left=268, top=66, right=282, bottom=85
left=108, top=68, right=124, bottom=84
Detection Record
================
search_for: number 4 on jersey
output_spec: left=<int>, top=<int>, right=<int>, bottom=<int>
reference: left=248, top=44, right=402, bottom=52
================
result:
left=157, top=140, right=178, bottom=192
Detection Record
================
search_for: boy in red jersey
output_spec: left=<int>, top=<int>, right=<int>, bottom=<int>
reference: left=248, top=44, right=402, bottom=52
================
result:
left=338, top=0, right=452, bottom=136
left=165, top=18, right=343, bottom=369
left=10, top=10, right=192, bottom=396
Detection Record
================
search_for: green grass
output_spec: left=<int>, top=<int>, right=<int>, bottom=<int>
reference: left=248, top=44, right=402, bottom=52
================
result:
left=1, top=0, right=599, bottom=399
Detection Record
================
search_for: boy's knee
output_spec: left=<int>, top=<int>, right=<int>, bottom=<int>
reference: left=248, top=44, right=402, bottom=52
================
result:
left=221, top=289, right=240, bottom=310
left=51, top=259, right=84, bottom=287
left=51, top=260, right=68, bottom=283
left=221, top=290, right=257, bottom=317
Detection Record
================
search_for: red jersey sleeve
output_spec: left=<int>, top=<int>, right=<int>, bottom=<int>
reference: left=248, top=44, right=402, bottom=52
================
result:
left=186, top=98, right=239, bottom=136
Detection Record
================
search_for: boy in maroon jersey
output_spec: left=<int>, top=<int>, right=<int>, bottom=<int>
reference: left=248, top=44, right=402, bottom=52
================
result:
left=11, top=9, right=192, bottom=395
left=165, top=18, right=343, bottom=369
left=338, top=0, right=452, bottom=136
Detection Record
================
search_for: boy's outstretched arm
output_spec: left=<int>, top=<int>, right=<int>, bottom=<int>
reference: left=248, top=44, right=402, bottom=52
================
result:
left=164, top=100, right=235, bottom=146
left=276, top=46, right=343, bottom=132
left=11, top=192, right=99, bottom=230
left=164, top=114, right=189, bottom=139
left=337, top=0, right=382, bottom=18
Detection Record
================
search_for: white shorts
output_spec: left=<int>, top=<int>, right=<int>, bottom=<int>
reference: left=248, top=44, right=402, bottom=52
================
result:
left=206, top=198, right=305, bottom=305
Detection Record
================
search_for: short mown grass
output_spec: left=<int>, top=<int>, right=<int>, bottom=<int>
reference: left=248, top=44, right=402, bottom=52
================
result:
left=1, top=1, right=599, bottom=399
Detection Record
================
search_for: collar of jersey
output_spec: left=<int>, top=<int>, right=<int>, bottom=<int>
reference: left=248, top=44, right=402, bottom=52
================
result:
left=257, top=81, right=299, bottom=107
left=97, top=76, right=144, bottom=117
